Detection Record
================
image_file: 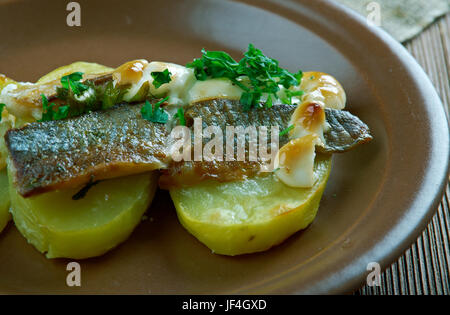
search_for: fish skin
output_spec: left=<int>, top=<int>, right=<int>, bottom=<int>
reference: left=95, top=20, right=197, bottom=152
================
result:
left=159, top=101, right=373, bottom=189
left=6, top=102, right=170, bottom=197
left=5, top=98, right=372, bottom=197
left=318, top=108, right=373, bottom=153
left=159, top=99, right=294, bottom=189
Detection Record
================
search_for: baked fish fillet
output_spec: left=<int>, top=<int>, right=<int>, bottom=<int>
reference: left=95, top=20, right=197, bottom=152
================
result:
left=158, top=99, right=294, bottom=188
left=5, top=99, right=372, bottom=197
left=6, top=103, right=170, bottom=197
left=159, top=99, right=372, bottom=188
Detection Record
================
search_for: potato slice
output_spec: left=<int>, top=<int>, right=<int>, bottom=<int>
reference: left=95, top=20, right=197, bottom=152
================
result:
left=170, top=154, right=331, bottom=255
left=5, top=62, right=154, bottom=258
left=36, top=61, right=113, bottom=84
left=0, top=169, right=11, bottom=233
left=0, top=74, right=16, bottom=92
left=9, top=170, right=158, bottom=259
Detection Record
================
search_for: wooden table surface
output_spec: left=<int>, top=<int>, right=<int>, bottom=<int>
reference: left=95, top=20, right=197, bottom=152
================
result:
left=356, top=13, right=450, bottom=295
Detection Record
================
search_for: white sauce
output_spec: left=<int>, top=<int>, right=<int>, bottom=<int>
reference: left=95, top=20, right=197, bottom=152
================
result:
left=187, top=78, right=243, bottom=104
left=122, top=61, right=196, bottom=105
left=274, top=135, right=320, bottom=188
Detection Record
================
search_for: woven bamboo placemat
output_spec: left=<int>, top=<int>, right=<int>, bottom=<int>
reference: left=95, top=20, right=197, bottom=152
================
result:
left=356, top=14, right=450, bottom=295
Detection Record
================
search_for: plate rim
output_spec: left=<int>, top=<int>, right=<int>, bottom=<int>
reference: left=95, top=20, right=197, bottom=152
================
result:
left=229, top=0, right=450, bottom=294
left=0, top=0, right=449, bottom=295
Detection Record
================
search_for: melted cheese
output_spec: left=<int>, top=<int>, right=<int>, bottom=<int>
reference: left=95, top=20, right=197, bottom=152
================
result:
left=0, top=82, right=53, bottom=121
left=300, top=71, right=346, bottom=109
left=289, top=101, right=326, bottom=144
left=113, top=59, right=148, bottom=86
left=188, top=78, right=243, bottom=104
left=272, top=71, right=345, bottom=187
left=275, top=103, right=325, bottom=187
left=122, top=61, right=196, bottom=105
left=274, top=134, right=320, bottom=188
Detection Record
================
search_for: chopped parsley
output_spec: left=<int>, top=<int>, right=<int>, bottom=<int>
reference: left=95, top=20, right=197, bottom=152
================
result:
left=186, top=44, right=303, bottom=110
left=51, top=72, right=130, bottom=121
left=60, top=72, right=89, bottom=96
left=101, top=81, right=128, bottom=110
left=141, top=97, right=169, bottom=124
left=0, top=103, right=5, bottom=122
left=56, top=71, right=97, bottom=117
left=38, top=94, right=70, bottom=122
left=281, top=89, right=304, bottom=105
left=151, top=69, right=172, bottom=89
left=175, top=107, right=186, bottom=126
left=279, top=124, right=294, bottom=137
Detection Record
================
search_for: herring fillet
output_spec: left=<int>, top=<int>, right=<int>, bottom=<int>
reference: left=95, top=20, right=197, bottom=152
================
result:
left=6, top=103, right=170, bottom=197
left=5, top=98, right=372, bottom=197
left=6, top=99, right=296, bottom=196
left=159, top=100, right=373, bottom=188
left=159, top=99, right=295, bottom=189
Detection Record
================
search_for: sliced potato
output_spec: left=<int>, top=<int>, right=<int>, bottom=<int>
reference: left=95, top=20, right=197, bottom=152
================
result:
left=4, top=62, right=155, bottom=258
left=0, top=107, right=16, bottom=169
left=36, top=61, right=114, bottom=84
left=9, top=170, right=158, bottom=259
left=0, top=74, right=16, bottom=92
left=0, top=169, right=11, bottom=233
left=170, top=154, right=331, bottom=255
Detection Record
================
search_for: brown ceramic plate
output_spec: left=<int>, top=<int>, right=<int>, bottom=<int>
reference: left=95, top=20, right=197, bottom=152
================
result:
left=0, top=0, right=448, bottom=294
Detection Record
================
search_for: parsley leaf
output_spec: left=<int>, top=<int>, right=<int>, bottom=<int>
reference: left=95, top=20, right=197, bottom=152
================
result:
left=151, top=69, right=172, bottom=89
left=38, top=94, right=69, bottom=122
left=279, top=124, right=294, bottom=137
left=281, top=89, right=304, bottom=105
left=240, top=91, right=260, bottom=111
left=102, top=81, right=128, bottom=110
left=141, top=97, right=169, bottom=124
left=0, top=103, right=5, bottom=122
left=175, top=107, right=186, bottom=126
left=56, top=77, right=129, bottom=118
left=60, top=72, right=89, bottom=96
left=265, top=95, right=273, bottom=108
left=186, top=44, right=303, bottom=110
left=49, top=72, right=133, bottom=121
left=53, top=105, right=70, bottom=120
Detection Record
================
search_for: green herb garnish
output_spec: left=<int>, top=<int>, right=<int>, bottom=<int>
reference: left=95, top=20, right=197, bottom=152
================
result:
left=102, top=81, right=128, bottom=110
left=151, top=69, right=172, bottom=89
left=55, top=72, right=130, bottom=119
left=38, top=94, right=70, bottom=122
left=175, top=107, right=186, bottom=126
left=141, top=97, right=169, bottom=124
left=0, top=103, right=5, bottom=122
left=282, top=90, right=304, bottom=105
left=279, top=124, right=294, bottom=137
left=60, top=72, right=89, bottom=96
left=186, top=44, right=303, bottom=110
left=52, top=104, right=70, bottom=120
left=265, top=95, right=273, bottom=109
